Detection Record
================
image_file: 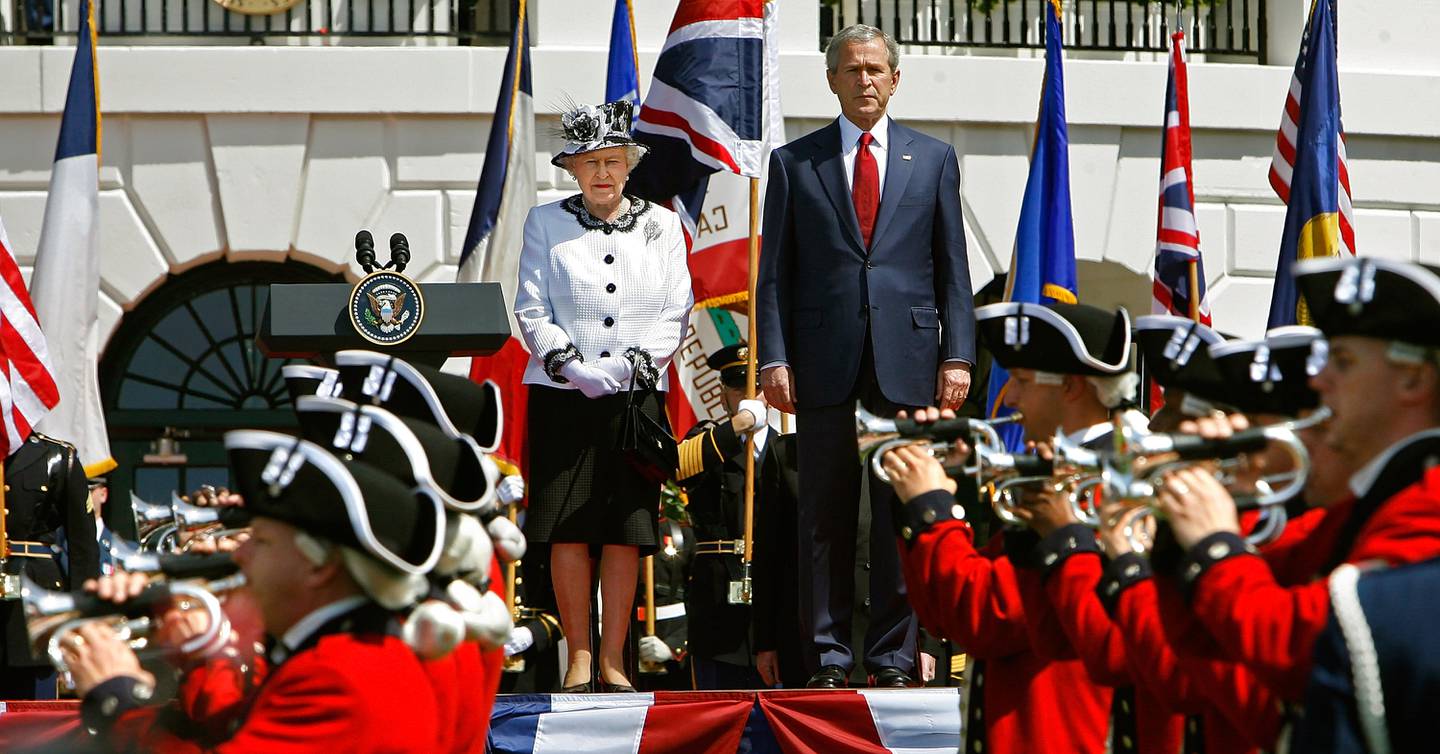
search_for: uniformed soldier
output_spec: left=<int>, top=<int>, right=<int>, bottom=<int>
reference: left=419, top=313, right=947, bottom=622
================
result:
left=633, top=516, right=694, bottom=690
left=672, top=343, right=771, bottom=689
left=882, top=302, right=1134, bottom=754
left=0, top=431, right=99, bottom=700
left=1154, top=257, right=1440, bottom=725
left=63, top=431, right=444, bottom=752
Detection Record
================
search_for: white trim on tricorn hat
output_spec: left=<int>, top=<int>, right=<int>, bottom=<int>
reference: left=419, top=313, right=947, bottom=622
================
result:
left=332, top=351, right=504, bottom=453
left=283, top=364, right=342, bottom=402
left=1295, top=256, right=1440, bottom=349
left=1207, top=328, right=1323, bottom=415
left=295, top=396, right=495, bottom=514
left=976, top=301, right=1131, bottom=375
left=1134, top=315, right=1224, bottom=370
left=224, top=430, right=445, bottom=575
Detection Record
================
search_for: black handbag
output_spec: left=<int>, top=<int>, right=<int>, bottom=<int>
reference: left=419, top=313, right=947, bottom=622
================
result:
left=618, top=354, right=678, bottom=484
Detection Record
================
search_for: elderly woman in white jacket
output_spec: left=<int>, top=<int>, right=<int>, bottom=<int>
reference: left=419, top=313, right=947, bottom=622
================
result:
left=513, top=99, right=692, bottom=693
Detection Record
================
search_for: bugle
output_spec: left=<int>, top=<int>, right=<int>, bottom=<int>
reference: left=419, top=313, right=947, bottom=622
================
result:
left=861, top=408, right=1024, bottom=485
left=22, top=573, right=246, bottom=688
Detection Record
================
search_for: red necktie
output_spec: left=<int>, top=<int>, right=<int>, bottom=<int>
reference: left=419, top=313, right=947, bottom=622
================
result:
left=852, top=132, right=879, bottom=249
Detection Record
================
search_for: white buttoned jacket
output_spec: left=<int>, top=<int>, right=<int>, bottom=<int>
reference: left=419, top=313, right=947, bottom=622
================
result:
left=514, top=195, right=693, bottom=392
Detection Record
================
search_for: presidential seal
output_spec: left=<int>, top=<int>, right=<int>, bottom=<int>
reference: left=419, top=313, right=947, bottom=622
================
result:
left=349, top=270, right=424, bottom=346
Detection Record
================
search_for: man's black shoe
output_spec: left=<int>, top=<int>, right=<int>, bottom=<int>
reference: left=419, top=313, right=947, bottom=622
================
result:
left=869, top=667, right=916, bottom=688
left=805, top=665, right=849, bottom=689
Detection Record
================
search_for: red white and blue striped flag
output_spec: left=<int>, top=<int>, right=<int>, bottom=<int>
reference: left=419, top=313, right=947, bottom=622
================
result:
left=1151, top=31, right=1211, bottom=325
left=0, top=217, right=59, bottom=459
left=1269, top=0, right=1354, bottom=259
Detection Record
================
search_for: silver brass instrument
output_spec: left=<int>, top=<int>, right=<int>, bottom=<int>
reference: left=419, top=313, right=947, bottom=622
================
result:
left=23, top=573, right=246, bottom=689
left=1056, top=408, right=1328, bottom=550
left=859, top=408, right=1024, bottom=485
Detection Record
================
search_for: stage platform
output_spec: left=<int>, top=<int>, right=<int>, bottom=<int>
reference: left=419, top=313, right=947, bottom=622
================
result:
left=1, top=688, right=962, bottom=753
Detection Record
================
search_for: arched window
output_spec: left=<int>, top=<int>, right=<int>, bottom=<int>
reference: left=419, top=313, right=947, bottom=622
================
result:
left=99, top=260, right=342, bottom=533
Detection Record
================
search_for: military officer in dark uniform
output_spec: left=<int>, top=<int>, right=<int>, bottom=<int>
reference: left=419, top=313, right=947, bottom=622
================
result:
left=674, top=343, right=773, bottom=689
left=633, top=518, right=694, bottom=690
left=0, top=432, right=100, bottom=699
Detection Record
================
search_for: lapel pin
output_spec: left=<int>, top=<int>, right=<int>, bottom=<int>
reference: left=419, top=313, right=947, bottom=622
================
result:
left=902, top=154, right=912, bottom=161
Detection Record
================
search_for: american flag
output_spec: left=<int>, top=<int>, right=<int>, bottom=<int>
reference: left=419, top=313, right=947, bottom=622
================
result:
left=1152, top=32, right=1211, bottom=325
left=0, top=216, right=60, bottom=458
left=1269, top=0, right=1354, bottom=258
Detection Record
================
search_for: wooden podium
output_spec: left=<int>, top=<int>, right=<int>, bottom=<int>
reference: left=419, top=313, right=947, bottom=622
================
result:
left=256, top=281, right=510, bottom=367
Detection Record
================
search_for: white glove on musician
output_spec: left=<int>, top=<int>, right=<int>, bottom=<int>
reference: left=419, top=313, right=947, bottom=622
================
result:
left=561, top=360, right=620, bottom=399
left=496, top=475, right=525, bottom=506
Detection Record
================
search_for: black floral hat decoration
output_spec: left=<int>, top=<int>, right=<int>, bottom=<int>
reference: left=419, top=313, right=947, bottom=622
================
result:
left=551, top=99, right=649, bottom=169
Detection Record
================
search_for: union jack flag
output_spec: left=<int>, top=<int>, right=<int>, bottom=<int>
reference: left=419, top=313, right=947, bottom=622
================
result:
left=1269, top=0, right=1354, bottom=258
left=1152, top=31, right=1211, bottom=325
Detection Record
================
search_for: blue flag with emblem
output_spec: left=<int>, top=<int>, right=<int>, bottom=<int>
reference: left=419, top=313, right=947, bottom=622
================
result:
left=985, top=0, right=1078, bottom=452
left=1267, top=0, right=1347, bottom=328
left=606, top=0, right=640, bottom=105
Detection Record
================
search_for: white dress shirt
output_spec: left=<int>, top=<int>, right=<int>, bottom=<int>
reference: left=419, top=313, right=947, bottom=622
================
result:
left=514, top=195, right=694, bottom=392
left=838, top=113, right=891, bottom=202
left=273, top=594, right=370, bottom=663
left=1348, top=428, right=1440, bottom=498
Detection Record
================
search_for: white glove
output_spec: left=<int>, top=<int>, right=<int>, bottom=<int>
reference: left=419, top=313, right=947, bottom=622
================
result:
left=437, top=513, right=493, bottom=579
left=497, top=475, right=525, bottom=505
left=593, top=355, right=633, bottom=386
left=504, top=626, right=535, bottom=657
left=486, top=515, right=527, bottom=562
left=561, top=360, right=620, bottom=399
left=737, top=399, right=768, bottom=433
left=446, top=579, right=514, bottom=649
left=638, top=635, right=675, bottom=664
left=403, top=600, right=467, bottom=660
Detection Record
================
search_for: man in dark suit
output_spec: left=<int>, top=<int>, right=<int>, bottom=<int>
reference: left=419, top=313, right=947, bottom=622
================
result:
left=0, top=432, right=100, bottom=699
left=755, top=24, right=976, bottom=689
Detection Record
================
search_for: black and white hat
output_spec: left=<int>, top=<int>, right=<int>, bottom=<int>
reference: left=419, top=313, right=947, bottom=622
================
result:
left=1207, top=326, right=1325, bottom=417
left=1295, top=257, right=1440, bottom=349
left=550, top=100, right=649, bottom=169
left=225, top=431, right=445, bottom=575
left=1134, top=315, right=1229, bottom=402
left=283, top=364, right=342, bottom=405
left=333, top=351, right=504, bottom=453
left=977, top=302, right=1132, bottom=376
left=294, top=396, right=494, bottom=514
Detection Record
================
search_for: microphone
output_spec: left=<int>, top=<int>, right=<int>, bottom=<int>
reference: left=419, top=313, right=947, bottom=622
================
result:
left=389, top=233, right=410, bottom=274
left=355, top=230, right=376, bottom=273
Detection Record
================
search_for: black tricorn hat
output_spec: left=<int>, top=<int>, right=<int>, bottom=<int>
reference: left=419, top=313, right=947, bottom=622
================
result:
left=705, top=342, right=754, bottom=390
left=224, top=431, right=445, bottom=575
left=293, top=396, right=493, bottom=514
left=1208, top=326, right=1324, bottom=417
left=1295, top=257, right=1440, bottom=348
left=332, top=351, right=504, bottom=453
left=977, top=301, right=1131, bottom=376
left=282, top=365, right=341, bottom=405
left=1134, top=315, right=1230, bottom=402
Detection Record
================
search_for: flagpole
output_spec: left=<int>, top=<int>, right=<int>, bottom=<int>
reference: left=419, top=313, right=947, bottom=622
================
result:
left=740, top=176, right=760, bottom=606
left=639, top=554, right=665, bottom=674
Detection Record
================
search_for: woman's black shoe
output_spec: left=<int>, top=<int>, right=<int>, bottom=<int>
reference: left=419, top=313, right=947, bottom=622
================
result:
left=561, top=680, right=593, bottom=693
left=599, top=681, right=637, bottom=693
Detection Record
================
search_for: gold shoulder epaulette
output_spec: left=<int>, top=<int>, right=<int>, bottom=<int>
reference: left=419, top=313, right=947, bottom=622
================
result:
left=31, top=432, right=76, bottom=452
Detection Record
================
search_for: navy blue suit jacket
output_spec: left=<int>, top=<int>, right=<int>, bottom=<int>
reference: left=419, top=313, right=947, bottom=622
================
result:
left=755, top=118, right=975, bottom=409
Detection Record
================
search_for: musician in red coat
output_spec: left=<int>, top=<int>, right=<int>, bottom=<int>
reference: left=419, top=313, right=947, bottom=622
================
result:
left=887, top=302, right=1140, bottom=754
left=1155, top=258, right=1440, bottom=708
left=61, top=431, right=446, bottom=753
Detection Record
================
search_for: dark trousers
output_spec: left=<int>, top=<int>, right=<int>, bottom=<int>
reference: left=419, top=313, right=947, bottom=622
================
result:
left=795, top=339, right=918, bottom=675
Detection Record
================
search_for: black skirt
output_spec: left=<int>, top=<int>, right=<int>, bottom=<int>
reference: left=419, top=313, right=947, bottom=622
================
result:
left=525, top=385, right=667, bottom=556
